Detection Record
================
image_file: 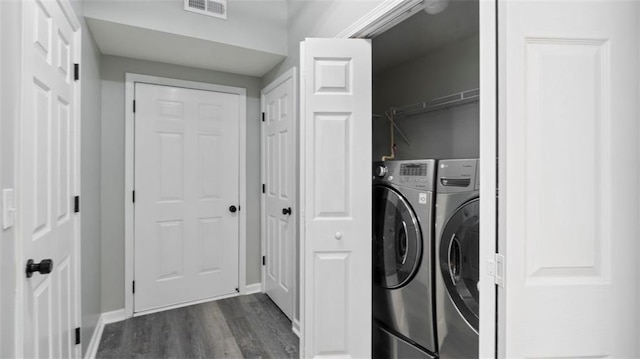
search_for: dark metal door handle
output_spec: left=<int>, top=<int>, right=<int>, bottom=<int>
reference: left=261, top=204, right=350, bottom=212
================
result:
left=26, top=259, right=53, bottom=278
left=229, top=205, right=237, bottom=213
left=282, top=207, right=292, bottom=215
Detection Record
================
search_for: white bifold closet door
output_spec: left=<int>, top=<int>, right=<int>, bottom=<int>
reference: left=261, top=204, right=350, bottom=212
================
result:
left=134, top=83, right=240, bottom=313
left=299, top=38, right=372, bottom=358
left=501, top=1, right=639, bottom=357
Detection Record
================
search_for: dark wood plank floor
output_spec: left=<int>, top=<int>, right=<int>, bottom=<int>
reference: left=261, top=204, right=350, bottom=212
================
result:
left=96, top=293, right=299, bottom=359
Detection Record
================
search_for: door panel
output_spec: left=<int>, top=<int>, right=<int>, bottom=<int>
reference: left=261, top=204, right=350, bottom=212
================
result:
left=262, top=71, right=296, bottom=320
left=21, top=0, right=79, bottom=357
left=300, top=38, right=371, bottom=358
left=501, top=1, right=639, bottom=357
left=134, top=83, right=240, bottom=313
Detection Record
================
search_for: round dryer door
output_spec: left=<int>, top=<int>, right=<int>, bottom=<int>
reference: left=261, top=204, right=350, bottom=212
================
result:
left=440, top=198, right=479, bottom=331
left=373, top=186, right=422, bottom=289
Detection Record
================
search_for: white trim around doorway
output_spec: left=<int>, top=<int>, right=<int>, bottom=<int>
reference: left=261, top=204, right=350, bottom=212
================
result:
left=124, top=73, right=248, bottom=319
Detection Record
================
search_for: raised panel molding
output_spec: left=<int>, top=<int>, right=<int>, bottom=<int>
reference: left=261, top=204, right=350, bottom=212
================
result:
left=314, top=58, right=352, bottom=94
left=157, top=220, right=184, bottom=280
left=57, top=30, right=70, bottom=81
left=278, top=94, right=288, bottom=121
left=158, top=133, right=184, bottom=201
left=199, top=135, right=221, bottom=199
left=57, top=99, right=70, bottom=222
left=313, top=252, right=350, bottom=356
left=279, top=130, right=289, bottom=199
left=34, top=80, right=52, bottom=237
left=157, top=100, right=184, bottom=119
left=198, top=217, right=222, bottom=273
left=34, top=0, right=52, bottom=62
left=313, top=113, right=351, bottom=218
left=524, top=38, right=611, bottom=284
left=198, top=104, right=222, bottom=122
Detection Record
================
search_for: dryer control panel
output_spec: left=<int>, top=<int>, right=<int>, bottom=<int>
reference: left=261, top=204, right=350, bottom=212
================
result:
left=437, top=159, right=479, bottom=193
left=373, top=159, right=437, bottom=191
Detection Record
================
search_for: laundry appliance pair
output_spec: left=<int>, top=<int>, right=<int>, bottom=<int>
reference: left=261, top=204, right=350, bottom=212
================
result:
left=372, top=159, right=479, bottom=359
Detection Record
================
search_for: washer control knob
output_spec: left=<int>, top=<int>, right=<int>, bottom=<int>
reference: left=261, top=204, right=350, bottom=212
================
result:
left=375, top=165, right=388, bottom=178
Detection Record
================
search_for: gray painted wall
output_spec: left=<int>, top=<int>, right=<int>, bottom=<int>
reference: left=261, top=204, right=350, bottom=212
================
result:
left=69, top=0, right=104, bottom=354
left=0, top=2, right=20, bottom=356
left=100, top=55, right=262, bottom=312
left=263, top=0, right=385, bottom=85
left=372, top=33, right=480, bottom=161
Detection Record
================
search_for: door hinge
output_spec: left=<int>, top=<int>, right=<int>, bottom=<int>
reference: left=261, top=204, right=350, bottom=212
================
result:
left=74, top=196, right=80, bottom=213
left=132, top=281, right=135, bottom=294
left=262, top=256, right=266, bottom=266
left=133, top=100, right=136, bottom=113
left=74, top=63, right=79, bottom=81
left=487, top=253, right=505, bottom=287
left=262, top=184, right=265, bottom=193
left=261, top=112, right=265, bottom=122
left=75, top=327, right=81, bottom=345
left=132, top=191, right=135, bottom=203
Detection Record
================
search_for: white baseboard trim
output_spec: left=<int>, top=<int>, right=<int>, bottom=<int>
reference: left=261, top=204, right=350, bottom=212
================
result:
left=292, top=319, right=301, bottom=338
left=102, top=309, right=126, bottom=324
left=245, top=282, right=263, bottom=294
left=84, top=309, right=126, bottom=359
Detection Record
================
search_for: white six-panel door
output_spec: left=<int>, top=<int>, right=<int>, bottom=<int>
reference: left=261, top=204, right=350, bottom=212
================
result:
left=134, top=83, right=240, bottom=313
left=500, top=1, right=639, bottom=357
left=300, top=38, right=372, bottom=358
left=262, top=69, right=296, bottom=320
left=20, top=0, right=80, bottom=357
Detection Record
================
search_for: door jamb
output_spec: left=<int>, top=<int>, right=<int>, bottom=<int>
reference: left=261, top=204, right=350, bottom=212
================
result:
left=124, top=73, right=247, bottom=318
left=331, top=0, right=498, bottom=357
left=260, top=67, right=298, bottom=333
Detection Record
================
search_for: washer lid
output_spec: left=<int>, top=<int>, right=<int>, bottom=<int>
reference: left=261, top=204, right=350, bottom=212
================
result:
left=440, top=198, right=480, bottom=331
left=373, top=186, right=422, bottom=289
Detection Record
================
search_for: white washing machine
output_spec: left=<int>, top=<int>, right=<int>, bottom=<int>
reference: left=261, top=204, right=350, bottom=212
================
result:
left=372, top=159, right=438, bottom=358
left=435, top=159, right=480, bottom=358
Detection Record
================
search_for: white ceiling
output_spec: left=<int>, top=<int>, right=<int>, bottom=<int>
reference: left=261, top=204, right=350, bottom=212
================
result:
left=372, top=0, right=479, bottom=73
left=84, top=0, right=287, bottom=77
left=86, top=18, right=286, bottom=77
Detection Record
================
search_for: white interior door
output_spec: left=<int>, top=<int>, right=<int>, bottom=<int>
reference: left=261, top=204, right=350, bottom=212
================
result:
left=500, top=1, right=639, bottom=357
left=300, top=38, right=372, bottom=358
left=20, top=0, right=80, bottom=357
left=262, top=69, right=296, bottom=320
left=134, top=83, right=240, bottom=313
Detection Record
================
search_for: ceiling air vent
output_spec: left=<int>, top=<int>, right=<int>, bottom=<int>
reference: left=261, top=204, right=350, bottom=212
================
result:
left=184, top=0, right=227, bottom=19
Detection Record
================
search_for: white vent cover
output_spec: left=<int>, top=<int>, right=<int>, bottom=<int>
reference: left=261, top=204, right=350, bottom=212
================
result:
left=184, top=0, right=227, bottom=19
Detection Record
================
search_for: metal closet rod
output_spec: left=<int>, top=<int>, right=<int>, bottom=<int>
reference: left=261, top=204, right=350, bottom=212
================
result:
left=388, top=88, right=480, bottom=118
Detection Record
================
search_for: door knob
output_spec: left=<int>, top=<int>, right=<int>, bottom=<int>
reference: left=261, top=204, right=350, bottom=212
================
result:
left=282, top=207, right=292, bottom=215
left=26, top=259, right=53, bottom=278
left=229, top=205, right=237, bottom=213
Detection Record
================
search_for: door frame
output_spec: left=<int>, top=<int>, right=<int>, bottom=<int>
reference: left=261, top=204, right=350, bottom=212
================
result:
left=13, top=0, right=82, bottom=356
left=332, top=0, right=498, bottom=357
left=124, top=73, right=247, bottom=318
left=260, top=67, right=299, bottom=333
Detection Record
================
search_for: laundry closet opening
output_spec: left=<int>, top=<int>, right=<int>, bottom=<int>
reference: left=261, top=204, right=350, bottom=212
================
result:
left=369, top=1, right=480, bottom=358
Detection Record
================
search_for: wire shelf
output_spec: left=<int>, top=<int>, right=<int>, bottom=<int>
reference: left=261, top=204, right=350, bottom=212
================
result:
left=390, top=88, right=479, bottom=118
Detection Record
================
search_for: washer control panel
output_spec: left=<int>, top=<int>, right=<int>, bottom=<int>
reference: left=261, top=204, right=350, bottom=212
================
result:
left=373, top=159, right=437, bottom=191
